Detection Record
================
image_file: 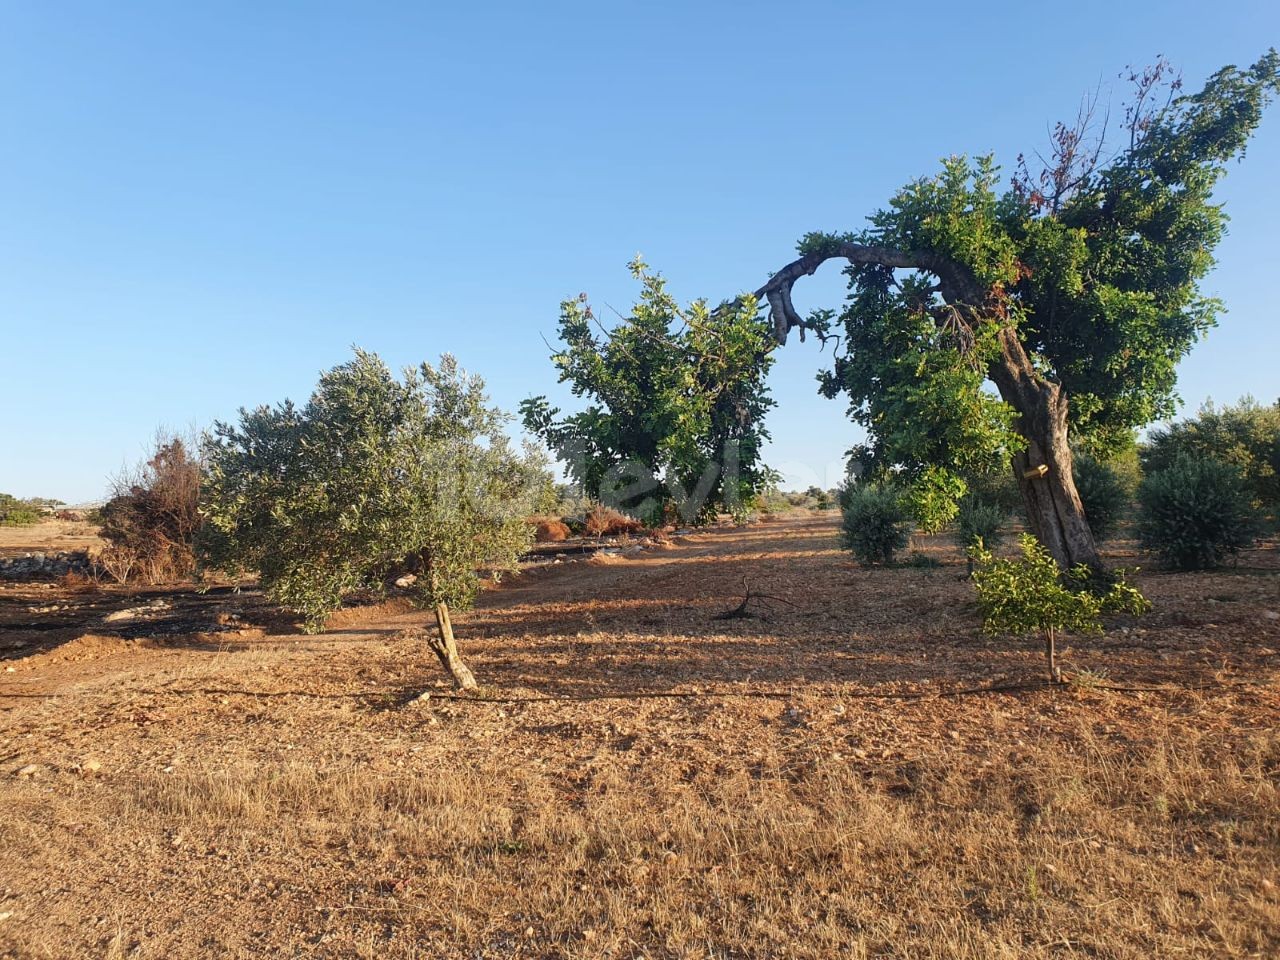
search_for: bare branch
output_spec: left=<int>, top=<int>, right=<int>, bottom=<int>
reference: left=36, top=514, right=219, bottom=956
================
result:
left=749, top=243, right=977, bottom=344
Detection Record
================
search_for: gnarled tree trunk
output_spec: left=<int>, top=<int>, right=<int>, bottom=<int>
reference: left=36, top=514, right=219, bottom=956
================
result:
left=990, top=328, right=1102, bottom=573
left=751, top=241, right=1105, bottom=573
left=426, top=601, right=477, bottom=690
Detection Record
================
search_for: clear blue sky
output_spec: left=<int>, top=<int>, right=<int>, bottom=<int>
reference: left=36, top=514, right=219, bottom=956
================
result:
left=2, top=1, right=1277, bottom=503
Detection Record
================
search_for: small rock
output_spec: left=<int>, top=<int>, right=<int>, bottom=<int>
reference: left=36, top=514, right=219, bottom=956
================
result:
left=80, top=758, right=104, bottom=777
left=1265, top=611, right=1279, bottom=621
left=16, top=764, right=41, bottom=779
left=394, top=574, right=417, bottom=588
left=103, top=609, right=137, bottom=623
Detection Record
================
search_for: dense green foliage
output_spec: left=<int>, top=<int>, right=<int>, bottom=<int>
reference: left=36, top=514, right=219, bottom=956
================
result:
left=1136, top=457, right=1263, bottom=570
left=955, top=495, right=1008, bottom=552
left=813, top=154, right=1025, bottom=512
left=201, top=350, right=542, bottom=631
left=0, top=493, right=42, bottom=527
left=1072, top=452, right=1129, bottom=542
left=971, top=535, right=1150, bottom=678
left=972, top=535, right=1151, bottom=636
left=522, top=259, right=776, bottom=525
left=839, top=484, right=912, bottom=566
left=808, top=53, right=1279, bottom=520
left=1141, top=398, right=1280, bottom=514
left=902, top=465, right=969, bottom=534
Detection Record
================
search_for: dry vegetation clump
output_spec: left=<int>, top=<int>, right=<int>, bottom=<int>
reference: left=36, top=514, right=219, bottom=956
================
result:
left=532, top=517, right=571, bottom=542
left=98, top=436, right=201, bottom=584
left=583, top=506, right=644, bottom=537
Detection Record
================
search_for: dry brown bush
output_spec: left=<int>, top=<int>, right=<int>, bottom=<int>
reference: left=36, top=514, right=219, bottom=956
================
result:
left=583, top=505, right=643, bottom=537
left=98, top=434, right=201, bottom=584
left=532, top=517, right=571, bottom=542
left=57, top=570, right=96, bottom=593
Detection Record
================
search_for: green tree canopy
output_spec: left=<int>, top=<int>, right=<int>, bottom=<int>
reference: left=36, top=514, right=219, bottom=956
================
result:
left=752, top=52, right=1278, bottom=569
left=200, top=349, right=545, bottom=688
left=1141, top=396, right=1280, bottom=513
left=0, top=493, right=43, bottom=527
left=522, top=258, right=776, bottom=525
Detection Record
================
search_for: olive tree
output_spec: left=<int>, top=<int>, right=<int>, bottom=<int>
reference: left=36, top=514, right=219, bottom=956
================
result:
left=1141, top=397, right=1280, bottom=514
left=748, top=53, right=1278, bottom=571
left=200, top=349, right=543, bottom=689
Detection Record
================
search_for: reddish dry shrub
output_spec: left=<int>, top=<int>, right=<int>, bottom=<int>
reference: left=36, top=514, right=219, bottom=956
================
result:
left=533, top=518, right=571, bottom=542
left=98, top=436, right=202, bottom=584
left=583, top=506, right=643, bottom=537
left=58, top=570, right=97, bottom=594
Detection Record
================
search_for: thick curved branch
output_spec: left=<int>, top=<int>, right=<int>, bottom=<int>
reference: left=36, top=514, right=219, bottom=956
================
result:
left=751, top=243, right=980, bottom=345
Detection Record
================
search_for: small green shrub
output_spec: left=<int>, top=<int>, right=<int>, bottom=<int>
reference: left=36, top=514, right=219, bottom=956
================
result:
left=1137, top=457, right=1263, bottom=570
left=971, top=535, right=1150, bottom=681
left=840, top=484, right=912, bottom=566
left=899, top=551, right=941, bottom=569
left=955, top=496, right=1007, bottom=552
left=1073, top=452, right=1129, bottom=542
left=962, top=464, right=1024, bottom=516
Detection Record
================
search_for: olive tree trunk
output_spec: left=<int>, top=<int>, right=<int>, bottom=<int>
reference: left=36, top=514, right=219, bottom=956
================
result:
left=426, top=601, right=477, bottom=690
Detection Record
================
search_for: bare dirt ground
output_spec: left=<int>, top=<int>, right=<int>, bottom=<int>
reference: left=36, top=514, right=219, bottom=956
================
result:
left=0, top=519, right=104, bottom=559
left=1, top=515, right=1278, bottom=959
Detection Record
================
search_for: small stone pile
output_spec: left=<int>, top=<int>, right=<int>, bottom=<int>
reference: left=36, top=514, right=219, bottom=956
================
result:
left=0, top=551, right=93, bottom=581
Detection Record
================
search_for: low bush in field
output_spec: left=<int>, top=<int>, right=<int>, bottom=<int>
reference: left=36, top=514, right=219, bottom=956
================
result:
left=98, top=436, right=202, bottom=584
left=533, top=518, right=571, bottom=542
left=1141, top=397, right=1280, bottom=514
left=583, top=506, right=644, bottom=537
left=955, top=495, right=1008, bottom=553
left=1137, top=457, right=1263, bottom=570
left=840, top=484, right=911, bottom=566
left=1073, top=452, right=1129, bottom=542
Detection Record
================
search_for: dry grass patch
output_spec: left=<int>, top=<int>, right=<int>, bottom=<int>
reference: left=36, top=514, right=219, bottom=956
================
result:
left=3, top=718, right=1265, bottom=959
left=2, top=515, right=1278, bottom=959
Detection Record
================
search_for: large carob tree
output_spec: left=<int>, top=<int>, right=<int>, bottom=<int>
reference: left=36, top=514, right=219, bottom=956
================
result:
left=750, top=52, right=1278, bottom=570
